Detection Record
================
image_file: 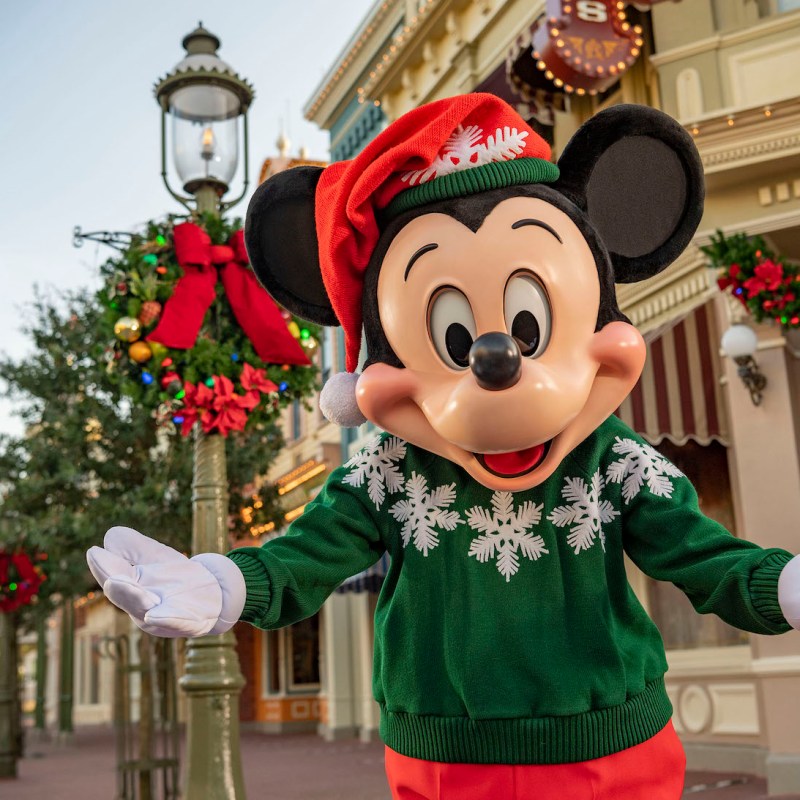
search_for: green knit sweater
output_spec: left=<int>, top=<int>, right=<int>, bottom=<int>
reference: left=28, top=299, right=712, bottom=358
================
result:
left=228, top=416, right=792, bottom=764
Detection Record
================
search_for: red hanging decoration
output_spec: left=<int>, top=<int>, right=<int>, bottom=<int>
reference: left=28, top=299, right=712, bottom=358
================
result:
left=531, top=0, right=645, bottom=96
left=147, top=223, right=310, bottom=366
left=0, top=552, right=44, bottom=614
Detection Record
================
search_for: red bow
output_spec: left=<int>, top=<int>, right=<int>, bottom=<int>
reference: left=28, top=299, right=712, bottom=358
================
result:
left=147, top=222, right=310, bottom=366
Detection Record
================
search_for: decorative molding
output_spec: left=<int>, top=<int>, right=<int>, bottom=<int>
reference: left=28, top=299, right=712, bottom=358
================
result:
left=701, top=132, right=800, bottom=172
left=617, top=248, right=716, bottom=336
left=751, top=655, right=800, bottom=677
left=708, top=683, right=760, bottom=735
left=648, top=9, right=800, bottom=68
left=666, top=645, right=752, bottom=678
left=679, top=684, right=714, bottom=734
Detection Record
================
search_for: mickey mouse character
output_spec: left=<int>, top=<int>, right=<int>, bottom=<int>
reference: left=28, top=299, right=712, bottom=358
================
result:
left=88, top=94, right=800, bottom=800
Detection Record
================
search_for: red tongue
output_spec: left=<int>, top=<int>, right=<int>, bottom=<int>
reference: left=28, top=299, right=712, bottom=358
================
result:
left=483, top=444, right=546, bottom=476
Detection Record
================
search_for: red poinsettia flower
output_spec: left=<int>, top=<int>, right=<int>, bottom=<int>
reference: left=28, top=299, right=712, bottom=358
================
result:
left=757, top=259, right=784, bottom=290
left=240, top=362, right=278, bottom=394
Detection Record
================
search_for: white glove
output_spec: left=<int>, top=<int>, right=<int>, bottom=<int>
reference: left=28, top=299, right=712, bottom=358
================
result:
left=778, top=554, right=800, bottom=631
left=86, top=526, right=246, bottom=638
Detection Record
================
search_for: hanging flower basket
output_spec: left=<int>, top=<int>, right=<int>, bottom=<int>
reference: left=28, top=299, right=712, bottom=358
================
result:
left=702, top=230, right=800, bottom=329
left=0, top=552, right=44, bottom=614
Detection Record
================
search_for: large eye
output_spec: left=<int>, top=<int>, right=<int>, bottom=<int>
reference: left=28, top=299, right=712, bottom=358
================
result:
left=504, top=274, right=551, bottom=358
left=428, top=288, right=477, bottom=370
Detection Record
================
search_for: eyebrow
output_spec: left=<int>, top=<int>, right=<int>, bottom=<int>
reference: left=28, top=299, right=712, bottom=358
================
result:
left=404, top=243, right=439, bottom=281
left=511, top=219, right=563, bottom=243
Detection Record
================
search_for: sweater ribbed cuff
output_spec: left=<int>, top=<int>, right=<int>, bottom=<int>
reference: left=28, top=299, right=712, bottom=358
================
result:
left=750, top=551, right=793, bottom=627
left=227, top=551, right=271, bottom=623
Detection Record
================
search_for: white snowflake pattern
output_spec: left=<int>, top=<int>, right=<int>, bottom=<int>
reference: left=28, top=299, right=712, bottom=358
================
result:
left=547, top=470, right=619, bottom=554
left=342, top=435, right=406, bottom=510
left=388, top=472, right=463, bottom=556
left=466, top=492, right=547, bottom=582
left=401, top=124, right=530, bottom=186
left=605, top=437, right=685, bottom=504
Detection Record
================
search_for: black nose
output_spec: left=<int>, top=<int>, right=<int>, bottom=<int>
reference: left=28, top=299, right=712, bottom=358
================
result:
left=469, top=332, right=521, bottom=391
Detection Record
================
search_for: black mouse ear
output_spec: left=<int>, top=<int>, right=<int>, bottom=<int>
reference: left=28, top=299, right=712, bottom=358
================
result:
left=245, top=165, right=339, bottom=326
left=554, top=104, right=704, bottom=284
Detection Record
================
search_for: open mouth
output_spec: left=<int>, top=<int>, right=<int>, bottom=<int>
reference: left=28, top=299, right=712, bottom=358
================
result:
left=474, top=440, right=552, bottom=479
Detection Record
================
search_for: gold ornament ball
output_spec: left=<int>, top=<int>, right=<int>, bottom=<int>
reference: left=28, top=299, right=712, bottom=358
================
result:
left=114, top=316, right=142, bottom=342
left=128, top=341, right=153, bottom=363
left=287, top=321, right=301, bottom=338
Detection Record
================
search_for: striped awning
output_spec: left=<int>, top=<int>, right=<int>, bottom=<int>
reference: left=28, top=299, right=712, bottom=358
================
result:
left=336, top=553, right=390, bottom=594
left=616, top=302, right=729, bottom=446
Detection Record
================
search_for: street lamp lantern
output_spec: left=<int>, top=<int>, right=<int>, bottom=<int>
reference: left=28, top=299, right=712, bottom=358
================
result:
left=155, top=23, right=254, bottom=214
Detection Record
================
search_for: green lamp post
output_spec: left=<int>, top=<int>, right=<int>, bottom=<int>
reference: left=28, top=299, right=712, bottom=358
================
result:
left=155, top=23, right=254, bottom=800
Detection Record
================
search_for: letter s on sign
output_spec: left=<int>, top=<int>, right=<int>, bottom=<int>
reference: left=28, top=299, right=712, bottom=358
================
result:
left=576, top=0, right=609, bottom=22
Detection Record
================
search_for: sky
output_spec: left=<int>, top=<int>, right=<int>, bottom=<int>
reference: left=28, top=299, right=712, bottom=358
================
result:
left=0, top=0, right=375, bottom=436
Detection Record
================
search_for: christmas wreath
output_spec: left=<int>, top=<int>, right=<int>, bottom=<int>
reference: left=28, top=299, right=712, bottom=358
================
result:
left=702, top=230, right=800, bottom=328
left=97, top=215, right=320, bottom=437
left=0, top=552, right=45, bottom=614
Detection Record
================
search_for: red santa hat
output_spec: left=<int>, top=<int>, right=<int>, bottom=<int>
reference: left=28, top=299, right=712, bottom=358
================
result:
left=315, top=93, right=559, bottom=374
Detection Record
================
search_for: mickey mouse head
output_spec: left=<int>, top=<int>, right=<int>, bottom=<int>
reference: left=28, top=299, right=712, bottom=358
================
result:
left=246, top=95, right=703, bottom=491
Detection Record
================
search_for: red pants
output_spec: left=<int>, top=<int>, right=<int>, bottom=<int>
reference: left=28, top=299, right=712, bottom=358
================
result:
left=385, top=722, right=685, bottom=800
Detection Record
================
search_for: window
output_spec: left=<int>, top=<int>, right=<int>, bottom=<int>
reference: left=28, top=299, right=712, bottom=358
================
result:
left=264, top=629, right=281, bottom=695
left=645, top=440, right=747, bottom=650
left=261, top=615, right=321, bottom=696
left=288, top=616, right=321, bottom=690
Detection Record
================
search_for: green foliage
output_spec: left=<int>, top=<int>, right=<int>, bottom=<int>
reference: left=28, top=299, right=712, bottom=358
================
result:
left=0, top=277, right=311, bottom=628
left=700, top=230, right=771, bottom=274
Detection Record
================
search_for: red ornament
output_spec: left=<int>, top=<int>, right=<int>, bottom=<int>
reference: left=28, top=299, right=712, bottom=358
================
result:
left=531, top=0, right=644, bottom=95
left=156, top=266, right=168, bottom=275
left=160, top=371, right=181, bottom=389
left=161, top=357, right=174, bottom=368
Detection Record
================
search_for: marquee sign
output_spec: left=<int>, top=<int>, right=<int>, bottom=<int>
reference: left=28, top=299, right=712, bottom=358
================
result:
left=531, top=0, right=645, bottom=96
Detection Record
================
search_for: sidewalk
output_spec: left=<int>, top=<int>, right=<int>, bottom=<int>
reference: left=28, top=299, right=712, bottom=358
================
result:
left=3, top=725, right=800, bottom=800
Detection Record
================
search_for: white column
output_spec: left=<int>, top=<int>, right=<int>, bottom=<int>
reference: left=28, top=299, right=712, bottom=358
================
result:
left=319, top=594, right=357, bottom=740
left=719, top=305, right=800, bottom=795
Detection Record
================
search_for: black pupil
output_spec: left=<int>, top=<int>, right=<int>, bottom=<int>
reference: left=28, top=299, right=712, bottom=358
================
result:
left=512, top=310, right=540, bottom=356
left=445, top=323, right=473, bottom=367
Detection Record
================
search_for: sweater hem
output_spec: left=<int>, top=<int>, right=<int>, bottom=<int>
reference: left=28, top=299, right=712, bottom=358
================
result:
left=379, top=677, right=672, bottom=764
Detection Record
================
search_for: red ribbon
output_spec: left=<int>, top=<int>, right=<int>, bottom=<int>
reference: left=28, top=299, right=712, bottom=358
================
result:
left=147, top=222, right=310, bottom=366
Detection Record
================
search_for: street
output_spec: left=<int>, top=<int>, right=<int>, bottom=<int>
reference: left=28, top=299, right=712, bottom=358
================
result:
left=4, top=726, right=800, bottom=800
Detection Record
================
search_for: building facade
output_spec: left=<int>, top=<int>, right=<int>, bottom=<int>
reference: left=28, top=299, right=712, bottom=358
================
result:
left=304, top=0, right=800, bottom=793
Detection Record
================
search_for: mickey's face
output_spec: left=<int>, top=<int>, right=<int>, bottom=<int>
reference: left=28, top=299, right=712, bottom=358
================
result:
left=246, top=103, right=704, bottom=492
left=356, top=196, right=645, bottom=491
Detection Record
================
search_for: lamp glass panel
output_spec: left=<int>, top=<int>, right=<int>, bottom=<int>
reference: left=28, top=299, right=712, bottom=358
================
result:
left=170, top=84, right=241, bottom=122
left=171, top=113, right=239, bottom=188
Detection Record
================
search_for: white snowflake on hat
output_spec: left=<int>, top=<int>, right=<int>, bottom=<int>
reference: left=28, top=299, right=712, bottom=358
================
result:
left=401, top=124, right=530, bottom=186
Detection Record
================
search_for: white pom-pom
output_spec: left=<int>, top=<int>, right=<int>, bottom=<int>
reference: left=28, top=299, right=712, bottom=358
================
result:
left=320, top=372, right=367, bottom=427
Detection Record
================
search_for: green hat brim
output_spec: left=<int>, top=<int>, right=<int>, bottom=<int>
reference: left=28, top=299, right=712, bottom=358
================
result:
left=382, top=157, right=560, bottom=221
